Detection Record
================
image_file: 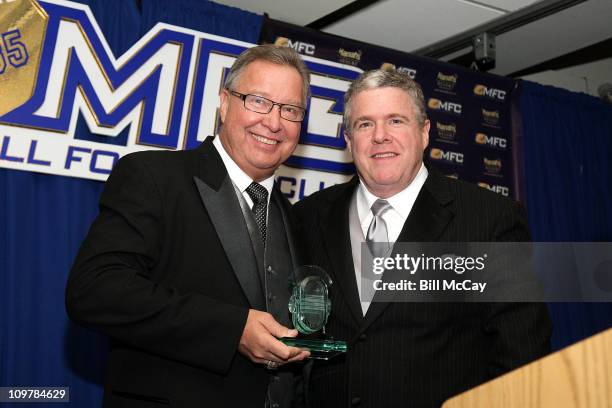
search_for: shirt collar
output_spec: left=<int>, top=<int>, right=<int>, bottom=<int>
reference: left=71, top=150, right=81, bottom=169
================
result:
left=356, top=163, right=428, bottom=221
left=212, top=136, right=274, bottom=196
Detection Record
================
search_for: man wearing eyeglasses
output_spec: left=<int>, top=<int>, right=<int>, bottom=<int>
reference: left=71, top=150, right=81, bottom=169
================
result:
left=67, top=45, right=310, bottom=408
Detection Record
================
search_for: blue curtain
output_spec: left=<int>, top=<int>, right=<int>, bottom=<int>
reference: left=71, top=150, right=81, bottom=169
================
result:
left=0, top=170, right=107, bottom=407
left=520, top=80, right=612, bottom=350
left=0, top=1, right=261, bottom=406
left=140, top=0, right=262, bottom=43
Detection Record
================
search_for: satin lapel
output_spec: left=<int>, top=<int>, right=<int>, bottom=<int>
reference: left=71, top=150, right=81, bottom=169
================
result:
left=192, top=138, right=265, bottom=310
left=272, top=187, right=300, bottom=273
left=233, top=184, right=265, bottom=286
left=321, top=179, right=363, bottom=327
left=361, top=170, right=454, bottom=331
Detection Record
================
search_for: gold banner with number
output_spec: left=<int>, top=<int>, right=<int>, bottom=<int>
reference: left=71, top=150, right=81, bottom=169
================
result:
left=0, top=0, right=48, bottom=116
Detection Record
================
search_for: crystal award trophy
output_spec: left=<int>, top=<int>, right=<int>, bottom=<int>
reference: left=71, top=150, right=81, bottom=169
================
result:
left=280, top=265, right=347, bottom=360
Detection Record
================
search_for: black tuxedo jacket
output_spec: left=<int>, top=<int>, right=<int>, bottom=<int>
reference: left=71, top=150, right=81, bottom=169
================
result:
left=66, top=137, right=300, bottom=407
left=294, top=168, right=552, bottom=408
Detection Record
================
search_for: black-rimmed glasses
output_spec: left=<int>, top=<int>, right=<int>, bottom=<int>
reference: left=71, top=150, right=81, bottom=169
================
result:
left=229, top=91, right=306, bottom=122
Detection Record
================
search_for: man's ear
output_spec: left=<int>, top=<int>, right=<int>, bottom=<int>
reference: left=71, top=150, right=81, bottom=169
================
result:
left=219, top=89, right=229, bottom=124
left=421, top=119, right=430, bottom=150
left=344, top=131, right=352, bottom=155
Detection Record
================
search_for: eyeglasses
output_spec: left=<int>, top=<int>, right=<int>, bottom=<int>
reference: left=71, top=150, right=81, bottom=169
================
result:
left=229, top=91, right=306, bottom=122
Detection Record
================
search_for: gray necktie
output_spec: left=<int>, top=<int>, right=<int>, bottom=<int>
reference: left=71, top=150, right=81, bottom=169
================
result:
left=245, top=182, right=268, bottom=245
left=366, top=199, right=392, bottom=258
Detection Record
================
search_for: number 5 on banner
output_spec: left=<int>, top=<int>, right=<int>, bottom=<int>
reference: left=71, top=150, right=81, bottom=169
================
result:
left=1, top=30, right=29, bottom=68
left=0, top=0, right=47, bottom=116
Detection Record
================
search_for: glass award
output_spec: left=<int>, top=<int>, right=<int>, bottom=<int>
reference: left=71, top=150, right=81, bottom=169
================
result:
left=280, top=265, right=347, bottom=360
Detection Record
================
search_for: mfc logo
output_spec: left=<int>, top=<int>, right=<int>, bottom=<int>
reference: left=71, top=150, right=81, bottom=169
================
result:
left=478, top=182, right=509, bottom=197
left=475, top=133, right=507, bottom=149
left=0, top=0, right=361, bottom=180
left=428, top=98, right=462, bottom=115
left=274, top=36, right=315, bottom=56
left=430, top=148, right=464, bottom=164
left=380, top=63, right=416, bottom=79
left=473, top=84, right=506, bottom=101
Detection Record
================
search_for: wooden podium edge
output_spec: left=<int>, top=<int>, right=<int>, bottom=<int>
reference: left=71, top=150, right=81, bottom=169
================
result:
left=442, top=327, right=612, bottom=407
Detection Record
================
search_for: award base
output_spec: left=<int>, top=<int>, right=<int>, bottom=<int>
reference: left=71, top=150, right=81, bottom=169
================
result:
left=280, top=337, right=347, bottom=360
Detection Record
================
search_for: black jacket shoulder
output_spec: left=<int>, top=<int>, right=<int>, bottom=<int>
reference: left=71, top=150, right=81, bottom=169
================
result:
left=294, top=178, right=356, bottom=216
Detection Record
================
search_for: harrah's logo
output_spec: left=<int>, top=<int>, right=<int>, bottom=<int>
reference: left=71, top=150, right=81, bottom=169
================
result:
left=436, top=72, right=458, bottom=92
left=478, top=182, right=509, bottom=197
left=0, top=0, right=362, bottom=181
left=274, top=36, right=315, bottom=56
left=481, top=108, right=500, bottom=126
left=473, top=84, right=506, bottom=101
left=430, top=148, right=464, bottom=164
left=338, top=48, right=362, bottom=66
left=475, top=132, right=507, bottom=149
left=483, top=158, right=502, bottom=174
left=428, top=98, right=462, bottom=115
left=436, top=122, right=457, bottom=142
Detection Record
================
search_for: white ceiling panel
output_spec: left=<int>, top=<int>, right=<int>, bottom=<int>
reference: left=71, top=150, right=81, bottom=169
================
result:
left=210, top=0, right=612, bottom=77
left=212, top=0, right=353, bottom=26
left=322, top=0, right=505, bottom=54
left=469, top=0, right=541, bottom=12
left=492, top=0, right=612, bottom=75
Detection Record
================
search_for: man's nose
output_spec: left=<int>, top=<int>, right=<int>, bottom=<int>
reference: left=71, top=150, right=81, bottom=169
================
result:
left=262, top=105, right=282, bottom=132
left=372, top=124, right=388, bottom=143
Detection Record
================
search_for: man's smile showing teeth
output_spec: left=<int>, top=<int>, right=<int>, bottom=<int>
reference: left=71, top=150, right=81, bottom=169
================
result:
left=251, top=133, right=279, bottom=145
left=371, top=152, right=397, bottom=158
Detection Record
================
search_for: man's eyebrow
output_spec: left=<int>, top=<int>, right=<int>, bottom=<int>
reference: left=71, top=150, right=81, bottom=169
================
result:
left=352, top=113, right=411, bottom=124
left=352, top=115, right=372, bottom=124
left=387, top=113, right=411, bottom=121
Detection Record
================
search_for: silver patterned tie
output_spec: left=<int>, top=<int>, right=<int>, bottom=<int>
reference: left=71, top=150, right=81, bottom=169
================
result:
left=245, top=182, right=268, bottom=245
left=366, top=199, right=392, bottom=258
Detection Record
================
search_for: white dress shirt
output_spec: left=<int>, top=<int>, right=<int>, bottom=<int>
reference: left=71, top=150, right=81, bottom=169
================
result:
left=356, top=163, right=428, bottom=243
left=212, top=136, right=274, bottom=210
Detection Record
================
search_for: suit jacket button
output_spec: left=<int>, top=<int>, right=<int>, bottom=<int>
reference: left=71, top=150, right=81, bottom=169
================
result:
left=268, top=293, right=276, bottom=301
left=359, top=334, right=367, bottom=341
left=351, top=396, right=361, bottom=406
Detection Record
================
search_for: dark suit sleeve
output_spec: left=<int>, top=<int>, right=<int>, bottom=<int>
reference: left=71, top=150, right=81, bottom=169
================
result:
left=483, top=200, right=552, bottom=377
left=66, top=154, right=248, bottom=374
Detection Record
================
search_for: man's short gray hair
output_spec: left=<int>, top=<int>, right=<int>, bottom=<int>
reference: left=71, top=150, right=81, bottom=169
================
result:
left=344, top=69, right=427, bottom=133
left=224, top=44, right=310, bottom=106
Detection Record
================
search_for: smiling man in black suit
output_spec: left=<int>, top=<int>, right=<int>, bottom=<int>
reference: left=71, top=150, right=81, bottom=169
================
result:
left=66, top=44, right=311, bottom=408
left=295, top=69, right=551, bottom=408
